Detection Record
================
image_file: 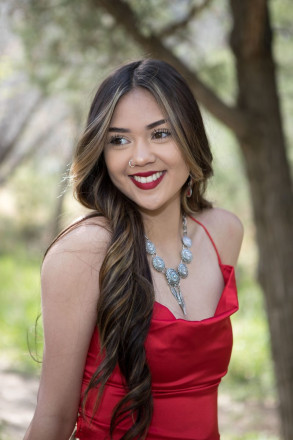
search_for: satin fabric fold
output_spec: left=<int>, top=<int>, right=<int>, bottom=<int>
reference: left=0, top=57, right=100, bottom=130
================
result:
left=76, top=264, right=238, bottom=440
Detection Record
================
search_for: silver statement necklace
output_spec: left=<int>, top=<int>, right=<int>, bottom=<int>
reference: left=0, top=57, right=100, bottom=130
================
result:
left=145, top=214, right=193, bottom=316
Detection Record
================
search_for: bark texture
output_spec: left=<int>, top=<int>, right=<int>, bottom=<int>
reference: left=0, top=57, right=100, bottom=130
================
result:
left=92, top=0, right=293, bottom=437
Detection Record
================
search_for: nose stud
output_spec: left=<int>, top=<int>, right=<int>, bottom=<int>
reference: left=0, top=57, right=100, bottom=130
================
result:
left=129, top=159, right=136, bottom=168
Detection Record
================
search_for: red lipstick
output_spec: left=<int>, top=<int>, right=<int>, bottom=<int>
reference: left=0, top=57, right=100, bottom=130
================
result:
left=129, top=171, right=166, bottom=190
left=130, top=171, right=159, bottom=178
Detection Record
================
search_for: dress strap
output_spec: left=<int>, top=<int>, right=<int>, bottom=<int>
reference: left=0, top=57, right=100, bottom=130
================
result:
left=190, top=216, right=222, bottom=266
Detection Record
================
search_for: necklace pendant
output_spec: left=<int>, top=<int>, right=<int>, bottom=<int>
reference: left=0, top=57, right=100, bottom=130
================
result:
left=181, top=301, right=187, bottom=315
left=171, top=286, right=187, bottom=315
left=177, top=288, right=187, bottom=315
left=166, top=268, right=180, bottom=286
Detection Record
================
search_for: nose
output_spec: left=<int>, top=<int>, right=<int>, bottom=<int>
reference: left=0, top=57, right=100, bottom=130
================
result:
left=131, top=139, right=156, bottom=167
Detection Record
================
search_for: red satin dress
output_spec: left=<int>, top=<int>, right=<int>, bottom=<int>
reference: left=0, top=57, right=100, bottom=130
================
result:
left=76, top=217, right=239, bottom=440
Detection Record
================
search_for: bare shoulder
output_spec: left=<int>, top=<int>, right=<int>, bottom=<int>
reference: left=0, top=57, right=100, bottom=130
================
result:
left=196, top=207, right=244, bottom=238
left=42, top=215, right=111, bottom=302
left=194, top=207, right=244, bottom=266
left=45, top=215, right=110, bottom=261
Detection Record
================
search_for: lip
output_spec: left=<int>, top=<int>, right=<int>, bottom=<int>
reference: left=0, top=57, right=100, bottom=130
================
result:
left=129, top=171, right=166, bottom=190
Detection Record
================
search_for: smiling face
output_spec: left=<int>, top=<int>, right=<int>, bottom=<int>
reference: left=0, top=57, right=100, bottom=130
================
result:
left=103, top=88, right=190, bottom=215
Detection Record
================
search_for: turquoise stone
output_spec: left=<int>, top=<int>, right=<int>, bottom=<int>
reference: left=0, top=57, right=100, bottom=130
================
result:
left=166, top=268, right=180, bottom=286
left=182, top=235, right=192, bottom=248
left=152, top=256, right=165, bottom=272
left=146, top=240, right=156, bottom=255
left=181, top=248, right=193, bottom=263
left=178, top=263, right=188, bottom=278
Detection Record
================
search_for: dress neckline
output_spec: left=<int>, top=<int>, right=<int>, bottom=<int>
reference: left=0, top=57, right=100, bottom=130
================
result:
left=153, top=263, right=235, bottom=323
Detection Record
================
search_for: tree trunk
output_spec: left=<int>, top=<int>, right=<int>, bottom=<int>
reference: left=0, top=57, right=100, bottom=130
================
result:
left=230, top=2, right=293, bottom=438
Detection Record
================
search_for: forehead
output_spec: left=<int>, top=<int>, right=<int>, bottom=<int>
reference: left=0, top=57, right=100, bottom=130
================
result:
left=110, top=88, right=165, bottom=128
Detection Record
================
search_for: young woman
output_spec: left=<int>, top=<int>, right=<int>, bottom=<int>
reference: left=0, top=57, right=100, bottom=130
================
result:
left=24, top=59, right=243, bottom=440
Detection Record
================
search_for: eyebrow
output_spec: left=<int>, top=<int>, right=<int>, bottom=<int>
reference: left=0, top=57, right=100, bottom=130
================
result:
left=108, top=119, right=167, bottom=133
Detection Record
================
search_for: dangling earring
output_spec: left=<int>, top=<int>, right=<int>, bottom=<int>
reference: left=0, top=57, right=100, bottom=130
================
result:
left=186, top=176, right=193, bottom=198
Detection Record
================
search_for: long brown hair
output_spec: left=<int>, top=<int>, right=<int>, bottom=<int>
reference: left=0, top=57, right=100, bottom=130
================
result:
left=63, top=59, right=213, bottom=439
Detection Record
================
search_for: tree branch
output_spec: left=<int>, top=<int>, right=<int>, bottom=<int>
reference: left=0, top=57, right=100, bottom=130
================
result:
left=92, top=0, right=248, bottom=136
left=158, top=0, right=214, bottom=39
left=0, top=115, right=67, bottom=186
left=0, top=93, right=44, bottom=165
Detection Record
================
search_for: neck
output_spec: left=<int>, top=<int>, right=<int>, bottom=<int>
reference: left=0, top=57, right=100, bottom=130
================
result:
left=141, top=202, right=183, bottom=247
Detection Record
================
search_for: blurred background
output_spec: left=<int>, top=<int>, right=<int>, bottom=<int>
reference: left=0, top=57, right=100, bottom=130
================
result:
left=0, top=1, right=292, bottom=439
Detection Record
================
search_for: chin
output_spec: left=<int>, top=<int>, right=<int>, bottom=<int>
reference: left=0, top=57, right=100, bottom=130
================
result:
left=137, top=202, right=172, bottom=216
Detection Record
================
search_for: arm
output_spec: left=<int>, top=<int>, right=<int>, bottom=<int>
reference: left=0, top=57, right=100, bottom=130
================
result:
left=24, top=221, right=109, bottom=440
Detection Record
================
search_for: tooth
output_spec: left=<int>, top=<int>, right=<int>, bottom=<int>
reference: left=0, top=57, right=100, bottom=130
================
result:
left=132, top=172, right=164, bottom=184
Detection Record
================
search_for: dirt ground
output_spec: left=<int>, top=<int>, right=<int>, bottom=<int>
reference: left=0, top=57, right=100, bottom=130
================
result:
left=0, top=366, right=39, bottom=440
left=0, top=364, right=280, bottom=440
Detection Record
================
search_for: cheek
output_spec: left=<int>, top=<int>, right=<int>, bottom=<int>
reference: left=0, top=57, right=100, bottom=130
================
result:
left=104, top=152, right=127, bottom=187
left=169, top=144, right=189, bottom=170
left=173, top=153, right=189, bottom=176
left=104, top=151, right=118, bottom=176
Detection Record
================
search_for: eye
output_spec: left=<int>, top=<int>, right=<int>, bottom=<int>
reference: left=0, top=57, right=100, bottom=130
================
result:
left=152, top=128, right=171, bottom=141
left=109, top=135, right=128, bottom=146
